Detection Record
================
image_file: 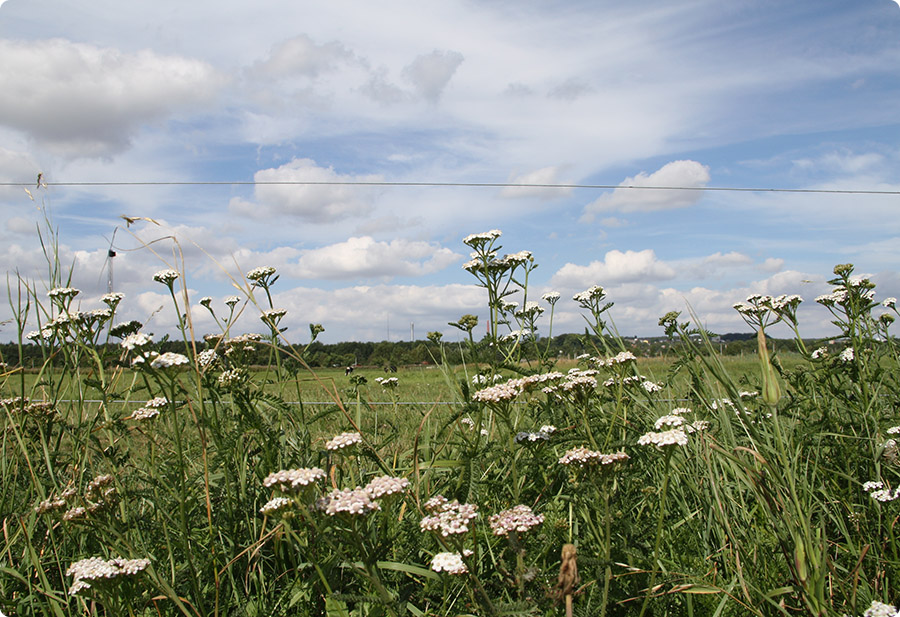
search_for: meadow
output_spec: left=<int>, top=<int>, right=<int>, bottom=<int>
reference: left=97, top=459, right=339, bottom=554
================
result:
left=2, top=225, right=900, bottom=617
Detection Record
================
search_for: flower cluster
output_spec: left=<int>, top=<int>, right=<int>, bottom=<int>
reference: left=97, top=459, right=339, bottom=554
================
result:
left=247, top=266, right=276, bottom=283
left=316, top=487, right=380, bottom=516
left=558, top=447, right=629, bottom=469
left=150, top=352, right=190, bottom=370
left=364, top=475, right=410, bottom=499
left=131, top=396, right=168, bottom=421
left=862, top=600, right=900, bottom=617
left=638, top=428, right=688, bottom=449
left=263, top=467, right=326, bottom=493
left=420, top=496, right=478, bottom=536
left=431, top=552, right=468, bottom=575
left=325, top=431, right=362, bottom=451
left=863, top=480, right=900, bottom=503
left=462, top=229, right=502, bottom=249
left=488, top=504, right=544, bottom=536
left=67, top=556, right=150, bottom=596
left=259, top=496, right=294, bottom=516
left=152, top=269, right=180, bottom=285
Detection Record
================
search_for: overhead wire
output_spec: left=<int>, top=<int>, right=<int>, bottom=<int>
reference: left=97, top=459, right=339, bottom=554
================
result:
left=0, top=179, right=898, bottom=195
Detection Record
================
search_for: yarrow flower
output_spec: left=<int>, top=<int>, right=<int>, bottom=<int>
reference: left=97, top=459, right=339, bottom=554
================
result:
left=573, top=285, right=606, bottom=306
left=48, top=287, right=80, bottom=299
left=364, top=475, right=410, bottom=499
left=263, top=467, right=326, bottom=493
left=884, top=297, right=897, bottom=309
left=558, top=447, right=629, bottom=469
left=259, top=496, right=294, bottom=516
left=100, top=292, right=124, bottom=306
left=317, top=487, right=380, bottom=516
left=462, top=229, right=502, bottom=249
left=121, top=333, right=152, bottom=350
left=66, top=556, right=151, bottom=596
left=862, top=600, right=900, bottom=617
left=420, top=497, right=478, bottom=536
left=489, top=504, right=544, bottom=536
left=224, top=295, right=241, bottom=307
left=247, top=266, right=277, bottom=285
left=131, top=397, right=168, bottom=421
left=840, top=347, right=855, bottom=362
left=431, top=552, right=468, bottom=575
left=638, top=428, right=688, bottom=449
left=150, top=352, right=190, bottom=369
left=864, top=480, right=900, bottom=503
left=542, top=291, right=561, bottom=305
left=152, top=269, right=179, bottom=285
left=325, top=431, right=362, bottom=451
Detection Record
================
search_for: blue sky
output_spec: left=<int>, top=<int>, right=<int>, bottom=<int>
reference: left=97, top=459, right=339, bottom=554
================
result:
left=1, top=0, right=899, bottom=343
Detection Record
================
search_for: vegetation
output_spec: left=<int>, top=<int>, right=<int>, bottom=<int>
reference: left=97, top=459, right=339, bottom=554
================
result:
left=2, top=222, right=900, bottom=616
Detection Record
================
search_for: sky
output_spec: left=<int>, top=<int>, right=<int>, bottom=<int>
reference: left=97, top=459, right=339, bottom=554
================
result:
left=1, top=0, right=900, bottom=345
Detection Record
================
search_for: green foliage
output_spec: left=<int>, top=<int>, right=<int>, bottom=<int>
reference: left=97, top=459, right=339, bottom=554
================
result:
left=2, top=222, right=900, bottom=617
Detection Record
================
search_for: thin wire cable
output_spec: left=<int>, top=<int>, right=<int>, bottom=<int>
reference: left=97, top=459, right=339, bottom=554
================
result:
left=1, top=180, right=899, bottom=195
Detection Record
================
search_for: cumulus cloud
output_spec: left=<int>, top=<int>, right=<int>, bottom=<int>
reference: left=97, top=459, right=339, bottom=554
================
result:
left=581, top=160, right=711, bottom=220
left=249, top=34, right=357, bottom=79
left=285, top=236, right=460, bottom=279
left=0, top=39, right=224, bottom=157
left=229, top=158, right=382, bottom=223
left=402, top=50, right=464, bottom=103
left=550, top=249, right=677, bottom=288
left=499, top=166, right=572, bottom=199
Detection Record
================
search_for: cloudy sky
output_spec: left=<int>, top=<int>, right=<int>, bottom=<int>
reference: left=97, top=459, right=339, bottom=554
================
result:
left=2, top=0, right=900, bottom=344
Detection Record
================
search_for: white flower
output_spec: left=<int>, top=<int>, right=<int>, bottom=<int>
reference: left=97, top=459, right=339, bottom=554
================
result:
left=246, top=266, right=276, bottom=282
left=317, top=488, right=380, bottom=516
left=420, top=498, right=478, bottom=536
left=542, top=291, right=561, bottom=305
left=884, top=297, right=897, bottom=309
left=489, top=505, right=544, bottom=536
left=840, top=347, right=855, bottom=362
left=263, top=468, right=326, bottom=492
left=462, top=230, right=502, bottom=248
left=48, top=287, right=80, bottom=299
left=654, top=414, right=684, bottom=430
left=259, top=497, right=293, bottom=516
left=638, top=429, right=688, bottom=449
left=863, top=481, right=885, bottom=493
left=150, top=352, right=190, bottom=369
left=811, top=347, right=827, bottom=359
left=364, top=475, right=410, bottom=499
left=325, top=431, right=362, bottom=451
left=101, top=292, right=124, bottom=306
left=863, top=600, right=900, bottom=617
left=121, top=333, right=152, bottom=350
left=431, top=552, right=468, bottom=575
left=153, top=269, right=179, bottom=284
left=224, top=295, right=241, bottom=307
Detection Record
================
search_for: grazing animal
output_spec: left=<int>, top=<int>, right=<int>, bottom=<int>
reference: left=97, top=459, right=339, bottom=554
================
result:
left=345, top=366, right=354, bottom=376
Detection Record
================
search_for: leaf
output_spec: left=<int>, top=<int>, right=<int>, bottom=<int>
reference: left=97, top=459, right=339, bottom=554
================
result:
left=325, top=596, right=351, bottom=617
left=376, top=560, right=441, bottom=582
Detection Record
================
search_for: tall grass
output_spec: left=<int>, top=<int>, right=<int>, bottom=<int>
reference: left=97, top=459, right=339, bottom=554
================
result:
left=1, top=221, right=899, bottom=616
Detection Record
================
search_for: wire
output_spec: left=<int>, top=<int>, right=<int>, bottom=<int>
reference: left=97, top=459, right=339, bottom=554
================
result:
left=1, top=180, right=899, bottom=195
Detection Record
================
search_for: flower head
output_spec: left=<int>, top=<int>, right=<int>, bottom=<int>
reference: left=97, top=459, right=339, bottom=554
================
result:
left=638, top=428, right=688, bottom=449
left=263, top=467, right=326, bottom=493
left=489, top=504, right=544, bottom=536
left=325, top=431, right=362, bottom=451
left=152, top=269, right=179, bottom=285
left=317, top=487, right=380, bottom=516
left=431, top=552, right=468, bottom=575
left=150, top=352, right=190, bottom=369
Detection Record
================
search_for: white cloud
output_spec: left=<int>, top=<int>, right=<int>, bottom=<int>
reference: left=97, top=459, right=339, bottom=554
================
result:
left=551, top=249, right=677, bottom=288
left=499, top=166, right=572, bottom=199
left=402, top=50, right=464, bottom=103
left=0, top=39, right=224, bottom=157
left=249, top=34, right=358, bottom=79
left=286, top=236, right=460, bottom=279
left=582, top=160, right=711, bottom=220
left=230, top=158, right=383, bottom=223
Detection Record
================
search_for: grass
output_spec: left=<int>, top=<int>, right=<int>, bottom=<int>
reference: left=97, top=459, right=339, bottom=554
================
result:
left=2, top=222, right=899, bottom=617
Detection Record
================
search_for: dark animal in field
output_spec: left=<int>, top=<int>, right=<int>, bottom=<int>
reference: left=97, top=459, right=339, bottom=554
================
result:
left=345, top=366, right=354, bottom=376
